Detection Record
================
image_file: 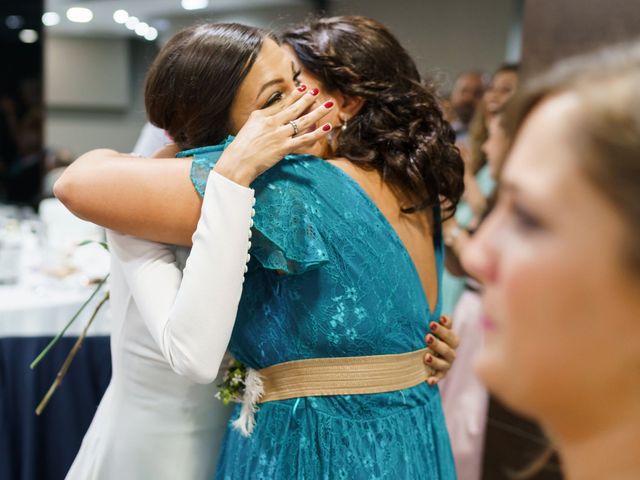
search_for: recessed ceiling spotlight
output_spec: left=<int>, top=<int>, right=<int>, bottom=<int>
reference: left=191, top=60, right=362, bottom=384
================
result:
left=5, top=15, right=24, bottom=29
left=181, top=0, right=209, bottom=11
left=113, top=10, right=128, bottom=24
left=135, top=22, right=149, bottom=36
left=125, top=16, right=139, bottom=30
left=144, top=27, right=158, bottom=42
left=66, top=7, right=93, bottom=23
left=42, top=12, right=60, bottom=27
left=19, top=29, right=39, bottom=44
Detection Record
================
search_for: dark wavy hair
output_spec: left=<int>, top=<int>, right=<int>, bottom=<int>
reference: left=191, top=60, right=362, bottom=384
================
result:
left=281, top=16, right=464, bottom=217
left=145, top=23, right=275, bottom=150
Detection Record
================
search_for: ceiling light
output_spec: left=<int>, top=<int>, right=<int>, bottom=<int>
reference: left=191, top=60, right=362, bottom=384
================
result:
left=66, top=7, right=93, bottom=23
left=135, top=22, right=149, bottom=36
left=181, top=0, right=209, bottom=11
left=19, top=29, right=38, bottom=44
left=42, top=12, right=60, bottom=27
left=125, top=16, right=139, bottom=30
left=144, top=27, right=158, bottom=41
left=113, top=10, right=128, bottom=24
left=5, top=15, right=24, bottom=29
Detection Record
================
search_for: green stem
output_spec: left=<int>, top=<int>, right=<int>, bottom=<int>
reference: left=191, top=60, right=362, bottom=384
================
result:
left=35, top=291, right=110, bottom=415
left=30, top=274, right=109, bottom=370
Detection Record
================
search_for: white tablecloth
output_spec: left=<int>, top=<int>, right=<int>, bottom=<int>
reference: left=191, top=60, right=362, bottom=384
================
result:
left=0, top=282, right=111, bottom=337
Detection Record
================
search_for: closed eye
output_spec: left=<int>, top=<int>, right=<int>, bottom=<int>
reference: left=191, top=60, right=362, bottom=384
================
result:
left=261, top=91, right=284, bottom=109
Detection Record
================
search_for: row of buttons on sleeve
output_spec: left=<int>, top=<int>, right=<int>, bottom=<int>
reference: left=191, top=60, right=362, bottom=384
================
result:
left=244, top=197, right=256, bottom=274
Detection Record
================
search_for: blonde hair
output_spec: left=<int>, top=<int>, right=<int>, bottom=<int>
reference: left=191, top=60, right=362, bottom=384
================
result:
left=506, top=41, right=640, bottom=271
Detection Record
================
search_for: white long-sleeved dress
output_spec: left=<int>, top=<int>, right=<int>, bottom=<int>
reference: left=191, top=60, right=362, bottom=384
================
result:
left=66, top=170, right=255, bottom=480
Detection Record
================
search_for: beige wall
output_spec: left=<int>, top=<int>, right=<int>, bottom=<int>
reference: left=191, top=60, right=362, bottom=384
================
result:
left=45, top=36, right=157, bottom=155
left=333, top=0, right=515, bottom=85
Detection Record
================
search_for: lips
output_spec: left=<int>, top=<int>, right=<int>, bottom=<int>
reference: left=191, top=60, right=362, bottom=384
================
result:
left=480, top=314, right=496, bottom=332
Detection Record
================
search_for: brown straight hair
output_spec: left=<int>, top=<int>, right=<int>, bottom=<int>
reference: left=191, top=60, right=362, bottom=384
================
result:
left=144, top=23, right=276, bottom=150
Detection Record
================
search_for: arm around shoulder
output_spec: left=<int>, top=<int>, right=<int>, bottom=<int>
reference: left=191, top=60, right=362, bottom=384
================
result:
left=54, top=149, right=202, bottom=246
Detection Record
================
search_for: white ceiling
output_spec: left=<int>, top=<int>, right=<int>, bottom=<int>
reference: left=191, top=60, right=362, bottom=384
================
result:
left=45, top=0, right=311, bottom=37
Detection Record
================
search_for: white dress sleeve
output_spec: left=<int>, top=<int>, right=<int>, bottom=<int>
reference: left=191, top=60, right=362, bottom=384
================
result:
left=107, top=170, right=255, bottom=384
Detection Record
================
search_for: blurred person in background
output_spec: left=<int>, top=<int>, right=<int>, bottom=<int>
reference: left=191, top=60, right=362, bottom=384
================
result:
left=440, top=65, right=520, bottom=323
left=439, top=110, right=511, bottom=480
left=464, top=42, right=640, bottom=480
left=448, top=70, right=485, bottom=145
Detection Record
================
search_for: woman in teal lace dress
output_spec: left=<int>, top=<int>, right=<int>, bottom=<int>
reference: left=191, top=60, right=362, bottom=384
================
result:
left=187, top=136, right=457, bottom=478
left=187, top=17, right=463, bottom=478
left=56, top=16, right=464, bottom=478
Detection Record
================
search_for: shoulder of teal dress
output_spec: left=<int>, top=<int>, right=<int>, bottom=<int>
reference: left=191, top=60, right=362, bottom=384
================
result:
left=183, top=136, right=329, bottom=275
left=178, top=135, right=235, bottom=197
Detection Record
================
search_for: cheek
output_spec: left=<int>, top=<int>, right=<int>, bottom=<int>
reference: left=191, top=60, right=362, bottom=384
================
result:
left=476, top=236, right=590, bottom=416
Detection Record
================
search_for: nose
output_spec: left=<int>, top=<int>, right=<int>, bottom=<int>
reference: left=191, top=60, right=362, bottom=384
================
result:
left=461, top=214, right=498, bottom=285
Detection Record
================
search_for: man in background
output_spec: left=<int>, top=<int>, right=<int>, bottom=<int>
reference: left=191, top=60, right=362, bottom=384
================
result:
left=448, top=70, right=485, bottom=145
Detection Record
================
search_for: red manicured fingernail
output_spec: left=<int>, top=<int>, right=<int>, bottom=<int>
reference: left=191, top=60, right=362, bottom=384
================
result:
left=430, top=322, right=438, bottom=331
left=323, top=101, right=334, bottom=108
left=297, top=84, right=307, bottom=92
left=310, top=88, right=319, bottom=96
left=426, top=335, right=434, bottom=345
left=426, top=354, right=433, bottom=364
left=322, top=123, right=331, bottom=131
left=441, top=316, right=448, bottom=326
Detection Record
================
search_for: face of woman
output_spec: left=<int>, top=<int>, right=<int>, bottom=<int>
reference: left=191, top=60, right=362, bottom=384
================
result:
left=482, top=115, right=509, bottom=179
left=279, top=44, right=343, bottom=158
left=484, top=70, right=518, bottom=116
left=228, top=38, right=302, bottom=134
left=462, top=93, right=640, bottom=431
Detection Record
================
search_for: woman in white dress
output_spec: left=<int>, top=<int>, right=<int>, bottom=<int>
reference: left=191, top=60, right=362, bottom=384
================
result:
left=61, top=23, right=337, bottom=480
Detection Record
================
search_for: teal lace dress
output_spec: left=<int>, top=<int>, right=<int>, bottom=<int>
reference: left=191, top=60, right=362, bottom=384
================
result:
left=182, top=138, right=456, bottom=479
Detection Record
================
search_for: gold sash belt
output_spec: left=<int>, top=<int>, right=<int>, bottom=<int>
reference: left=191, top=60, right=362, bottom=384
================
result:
left=257, top=347, right=433, bottom=403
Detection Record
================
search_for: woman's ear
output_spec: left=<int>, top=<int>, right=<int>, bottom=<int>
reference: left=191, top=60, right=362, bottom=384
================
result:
left=339, top=94, right=365, bottom=119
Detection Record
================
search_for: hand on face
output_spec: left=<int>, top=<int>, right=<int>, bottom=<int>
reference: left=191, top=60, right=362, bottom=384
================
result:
left=216, top=85, right=334, bottom=186
left=216, top=39, right=335, bottom=186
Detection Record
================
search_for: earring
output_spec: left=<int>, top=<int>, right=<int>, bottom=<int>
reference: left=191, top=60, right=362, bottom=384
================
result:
left=341, top=117, right=348, bottom=131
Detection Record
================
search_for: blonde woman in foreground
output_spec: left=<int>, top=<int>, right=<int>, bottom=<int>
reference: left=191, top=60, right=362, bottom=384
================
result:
left=463, top=42, right=640, bottom=480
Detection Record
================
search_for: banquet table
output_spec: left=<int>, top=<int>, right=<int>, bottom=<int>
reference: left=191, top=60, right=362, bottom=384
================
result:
left=0, top=275, right=111, bottom=480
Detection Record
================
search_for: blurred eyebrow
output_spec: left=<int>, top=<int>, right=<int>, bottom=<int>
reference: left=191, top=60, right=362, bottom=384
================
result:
left=255, top=78, right=285, bottom=100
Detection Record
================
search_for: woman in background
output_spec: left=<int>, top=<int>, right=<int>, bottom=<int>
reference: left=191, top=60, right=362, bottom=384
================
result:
left=464, top=42, right=640, bottom=480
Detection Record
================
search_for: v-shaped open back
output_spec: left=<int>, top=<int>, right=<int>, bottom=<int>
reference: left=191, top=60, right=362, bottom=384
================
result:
left=325, top=158, right=443, bottom=320
left=187, top=143, right=456, bottom=480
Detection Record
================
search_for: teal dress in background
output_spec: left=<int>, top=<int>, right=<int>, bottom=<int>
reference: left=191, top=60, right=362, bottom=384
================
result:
left=441, top=165, right=496, bottom=316
left=182, top=138, right=456, bottom=479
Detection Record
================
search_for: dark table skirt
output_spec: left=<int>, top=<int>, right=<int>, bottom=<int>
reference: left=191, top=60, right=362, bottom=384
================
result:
left=0, top=336, right=111, bottom=480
